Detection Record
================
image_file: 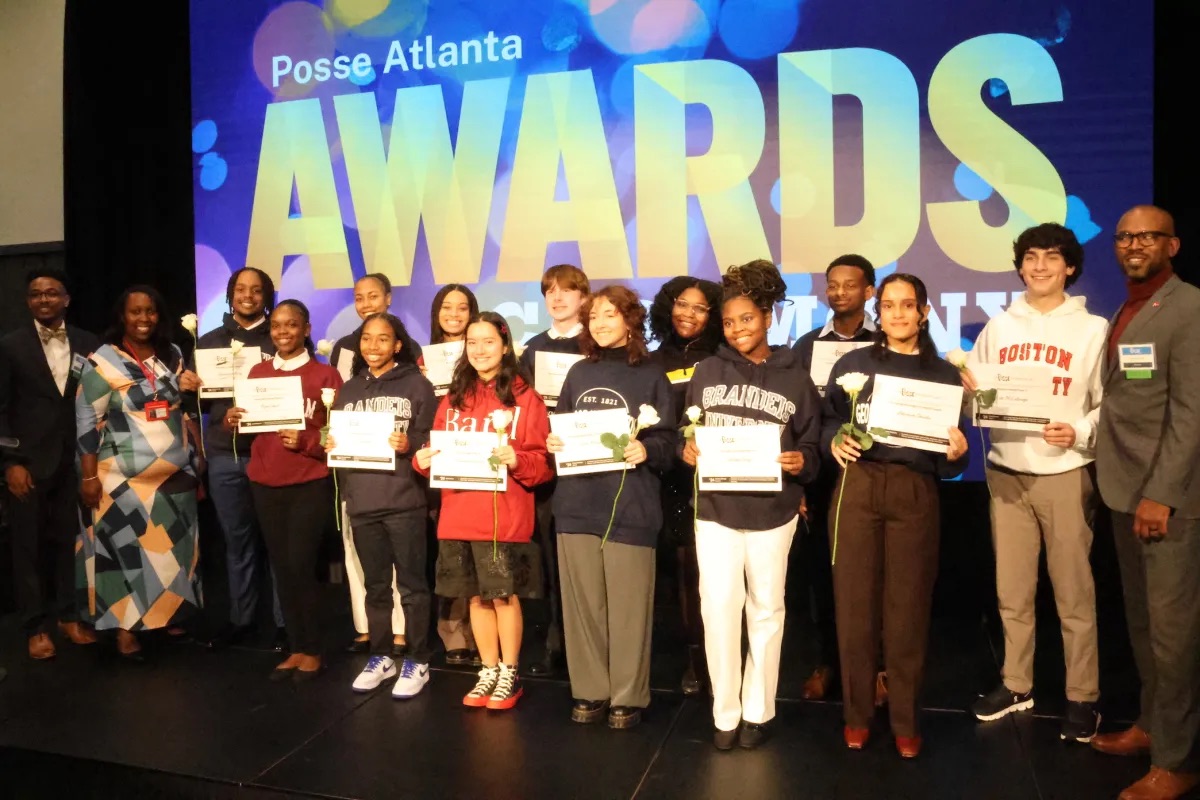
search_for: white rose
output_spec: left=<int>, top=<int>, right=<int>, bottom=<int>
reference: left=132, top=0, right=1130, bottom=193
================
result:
left=946, top=347, right=969, bottom=370
left=229, top=340, right=244, bottom=356
left=315, top=339, right=334, bottom=357
left=320, top=387, right=336, bottom=406
left=636, top=403, right=660, bottom=430
left=835, top=371, right=870, bottom=395
left=180, top=313, right=198, bottom=334
left=490, top=408, right=514, bottom=432
left=685, top=405, right=702, bottom=424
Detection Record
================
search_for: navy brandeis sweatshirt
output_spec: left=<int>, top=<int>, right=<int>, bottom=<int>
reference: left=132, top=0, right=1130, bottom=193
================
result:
left=684, top=344, right=822, bottom=531
left=197, top=314, right=275, bottom=454
left=334, top=361, right=436, bottom=523
left=821, top=346, right=968, bottom=479
left=551, top=347, right=675, bottom=548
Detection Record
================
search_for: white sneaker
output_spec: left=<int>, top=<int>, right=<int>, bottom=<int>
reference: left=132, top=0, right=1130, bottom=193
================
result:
left=391, top=659, right=430, bottom=699
left=352, top=655, right=397, bottom=692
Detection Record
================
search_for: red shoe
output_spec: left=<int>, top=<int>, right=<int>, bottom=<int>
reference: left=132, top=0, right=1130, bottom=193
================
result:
left=844, top=726, right=870, bottom=750
left=486, top=665, right=523, bottom=710
left=895, top=735, right=922, bottom=759
left=463, top=665, right=500, bottom=708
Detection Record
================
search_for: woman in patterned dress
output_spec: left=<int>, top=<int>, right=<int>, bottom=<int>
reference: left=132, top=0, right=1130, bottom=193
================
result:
left=76, top=286, right=204, bottom=659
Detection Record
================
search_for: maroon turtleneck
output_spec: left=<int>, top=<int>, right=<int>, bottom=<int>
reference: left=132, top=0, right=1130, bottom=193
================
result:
left=1107, top=266, right=1174, bottom=361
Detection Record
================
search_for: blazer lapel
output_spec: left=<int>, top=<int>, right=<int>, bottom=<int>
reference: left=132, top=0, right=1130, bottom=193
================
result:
left=1106, top=276, right=1180, bottom=384
left=24, top=324, right=62, bottom=396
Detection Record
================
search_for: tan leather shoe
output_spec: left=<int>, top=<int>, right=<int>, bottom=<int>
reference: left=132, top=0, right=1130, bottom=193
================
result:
left=803, top=666, right=834, bottom=700
left=28, top=632, right=56, bottom=660
left=58, top=621, right=98, bottom=645
left=1118, top=767, right=1200, bottom=800
left=1092, top=725, right=1152, bottom=757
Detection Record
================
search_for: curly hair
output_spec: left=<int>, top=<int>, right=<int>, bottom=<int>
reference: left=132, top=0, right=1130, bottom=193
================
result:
left=429, top=284, right=479, bottom=344
left=1012, top=223, right=1084, bottom=289
left=721, top=259, right=789, bottom=311
left=447, top=311, right=530, bottom=410
left=647, top=276, right=723, bottom=351
left=225, top=267, right=276, bottom=316
left=350, top=312, right=419, bottom=377
left=577, top=285, right=649, bottom=365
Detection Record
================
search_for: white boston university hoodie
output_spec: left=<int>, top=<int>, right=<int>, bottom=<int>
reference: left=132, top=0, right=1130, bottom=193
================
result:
left=966, top=293, right=1108, bottom=475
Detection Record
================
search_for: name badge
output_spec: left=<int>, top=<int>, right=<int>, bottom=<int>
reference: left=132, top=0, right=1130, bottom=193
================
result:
left=1118, top=344, right=1156, bottom=379
left=144, top=400, right=170, bottom=421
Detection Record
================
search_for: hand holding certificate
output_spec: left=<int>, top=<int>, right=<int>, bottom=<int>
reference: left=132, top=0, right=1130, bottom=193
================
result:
left=809, top=341, right=872, bottom=395
left=867, top=374, right=964, bottom=453
left=695, top=425, right=782, bottom=492
left=233, top=376, right=305, bottom=432
left=534, top=352, right=585, bottom=409
left=969, top=363, right=1060, bottom=432
left=196, top=346, right=262, bottom=398
left=326, top=411, right=397, bottom=470
left=423, top=342, right=465, bottom=397
left=549, top=409, right=632, bottom=475
left=428, top=430, right=507, bottom=491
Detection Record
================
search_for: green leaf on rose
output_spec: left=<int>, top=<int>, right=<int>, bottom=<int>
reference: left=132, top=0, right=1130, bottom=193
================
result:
left=976, top=388, right=998, bottom=409
left=600, top=432, right=618, bottom=449
left=487, top=455, right=500, bottom=471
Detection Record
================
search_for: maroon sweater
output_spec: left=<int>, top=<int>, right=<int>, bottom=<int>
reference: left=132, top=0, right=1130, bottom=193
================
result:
left=245, top=355, right=343, bottom=487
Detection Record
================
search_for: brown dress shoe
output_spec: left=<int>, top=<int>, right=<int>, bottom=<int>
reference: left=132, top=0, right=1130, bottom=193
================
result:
left=1118, top=767, right=1200, bottom=800
left=1092, top=725, right=1152, bottom=757
left=803, top=666, right=834, bottom=700
left=58, top=621, right=98, bottom=645
left=28, top=632, right=56, bottom=660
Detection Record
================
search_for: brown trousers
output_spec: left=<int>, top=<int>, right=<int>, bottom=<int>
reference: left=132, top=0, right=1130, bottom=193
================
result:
left=830, top=461, right=939, bottom=737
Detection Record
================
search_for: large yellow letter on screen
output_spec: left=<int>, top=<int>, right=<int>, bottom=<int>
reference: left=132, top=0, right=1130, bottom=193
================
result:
left=497, top=70, right=631, bottom=282
left=634, top=60, right=769, bottom=278
left=334, top=79, right=509, bottom=287
left=778, top=49, right=921, bottom=272
left=927, top=34, right=1065, bottom=272
left=246, top=98, right=351, bottom=289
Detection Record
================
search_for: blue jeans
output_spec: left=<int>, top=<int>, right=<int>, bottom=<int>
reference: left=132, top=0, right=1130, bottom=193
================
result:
left=208, top=450, right=283, bottom=628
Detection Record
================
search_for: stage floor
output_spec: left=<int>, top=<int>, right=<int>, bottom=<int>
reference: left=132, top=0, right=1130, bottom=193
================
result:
left=0, top=581, right=1147, bottom=800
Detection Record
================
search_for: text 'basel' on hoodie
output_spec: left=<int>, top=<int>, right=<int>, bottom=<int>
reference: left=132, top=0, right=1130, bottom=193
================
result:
left=334, top=361, right=436, bottom=523
left=965, top=293, right=1107, bottom=475
left=684, top=344, right=823, bottom=531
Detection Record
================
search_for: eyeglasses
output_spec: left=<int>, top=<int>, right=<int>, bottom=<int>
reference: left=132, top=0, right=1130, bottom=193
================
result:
left=1113, top=231, right=1173, bottom=247
left=673, top=299, right=710, bottom=316
left=27, top=290, right=64, bottom=301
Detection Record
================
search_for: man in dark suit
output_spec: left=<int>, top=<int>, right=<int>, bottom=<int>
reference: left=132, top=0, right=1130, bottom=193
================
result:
left=0, top=268, right=101, bottom=660
left=1090, top=206, right=1200, bottom=800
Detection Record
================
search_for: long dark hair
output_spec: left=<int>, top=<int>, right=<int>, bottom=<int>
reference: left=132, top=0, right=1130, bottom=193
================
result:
left=578, top=285, right=649, bottom=365
left=350, top=313, right=419, bottom=376
left=273, top=299, right=316, bottom=355
left=447, top=311, right=528, bottom=410
left=429, top=284, right=479, bottom=344
left=870, top=273, right=939, bottom=367
left=648, top=276, right=722, bottom=352
left=225, top=267, right=276, bottom=316
left=104, top=285, right=180, bottom=370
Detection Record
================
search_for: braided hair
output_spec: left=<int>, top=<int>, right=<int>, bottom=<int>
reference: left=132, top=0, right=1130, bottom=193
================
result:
left=721, top=259, right=789, bottom=310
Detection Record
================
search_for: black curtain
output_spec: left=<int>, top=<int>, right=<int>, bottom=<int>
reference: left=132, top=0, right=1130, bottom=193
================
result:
left=63, top=0, right=197, bottom=338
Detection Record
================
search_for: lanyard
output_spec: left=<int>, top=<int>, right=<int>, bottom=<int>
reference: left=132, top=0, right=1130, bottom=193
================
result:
left=123, top=340, right=161, bottom=398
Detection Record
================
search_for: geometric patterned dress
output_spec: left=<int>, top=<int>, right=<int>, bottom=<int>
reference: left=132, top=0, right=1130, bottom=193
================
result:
left=75, top=343, right=202, bottom=631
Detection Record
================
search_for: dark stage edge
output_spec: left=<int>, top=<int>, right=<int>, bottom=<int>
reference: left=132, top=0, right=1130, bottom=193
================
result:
left=0, top=612, right=1146, bottom=800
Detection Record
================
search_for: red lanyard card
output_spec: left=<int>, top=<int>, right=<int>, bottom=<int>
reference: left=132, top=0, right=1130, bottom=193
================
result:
left=144, top=399, right=170, bottom=422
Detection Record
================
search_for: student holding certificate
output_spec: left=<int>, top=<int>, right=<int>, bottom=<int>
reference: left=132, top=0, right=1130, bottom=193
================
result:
left=225, top=300, right=342, bottom=682
left=646, top=276, right=723, bottom=697
left=328, top=313, right=436, bottom=699
left=681, top=260, right=822, bottom=751
left=825, top=273, right=969, bottom=758
left=546, top=285, right=674, bottom=730
left=414, top=312, right=553, bottom=711
left=961, top=224, right=1106, bottom=742
left=517, top=263, right=590, bottom=678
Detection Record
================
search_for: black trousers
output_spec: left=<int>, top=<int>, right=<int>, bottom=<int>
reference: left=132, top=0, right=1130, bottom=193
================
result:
left=532, top=483, right=563, bottom=655
left=6, top=459, right=80, bottom=634
left=251, top=479, right=332, bottom=657
left=352, top=509, right=432, bottom=663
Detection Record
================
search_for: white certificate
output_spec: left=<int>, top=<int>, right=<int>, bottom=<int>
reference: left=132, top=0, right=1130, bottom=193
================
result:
left=195, top=346, right=262, bottom=398
left=428, top=429, right=507, bottom=492
left=534, top=351, right=586, bottom=409
left=234, top=376, right=306, bottom=433
left=549, top=409, right=632, bottom=476
left=867, top=374, right=963, bottom=453
left=423, top=341, right=465, bottom=397
left=695, top=424, right=782, bottom=492
left=334, top=348, right=356, bottom=382
left=809, top=341, right=872, bottom=395
left=327, top=410, right=397, bottom=471
left=970, top=363, right=1059, bottom=431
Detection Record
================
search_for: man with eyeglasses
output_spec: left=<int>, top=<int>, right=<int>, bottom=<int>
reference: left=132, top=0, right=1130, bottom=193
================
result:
left=0, top=269, right=100, bottom=661
left=1091, top=205, right=1200, bottom=800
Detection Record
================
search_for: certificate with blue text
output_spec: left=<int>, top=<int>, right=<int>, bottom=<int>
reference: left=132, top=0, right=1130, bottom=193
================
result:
left=695, top=425, right=782, bottom=492
left=428, top=430, right=507, bottom=492
left=867, top=375, right=963, bottom=453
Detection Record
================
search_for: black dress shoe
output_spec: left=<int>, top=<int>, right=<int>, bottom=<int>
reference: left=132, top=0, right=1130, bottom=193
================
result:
left=571, top=699, right=610, bottom=724
left=346, top=638, right=369, bottom=654
left=681, top=663, right=701, bottom=696
left=528, top=650, right=560, bottom=677
left=205, top=624, right=253, bottom=651
left=392, top=643, right=409, bottom=659
left=293, top=665, right=325, bottom=683
left=469, top=651, right=482, bottom=667
left=608, top=706, right=642, bottom=730
left=713, top=726, right=739, bottom=751
left=272, top=628, right=288, bottom=653
left=739, top=722, right=771, bottom=749
left=445, top=649, right=472, bottom=666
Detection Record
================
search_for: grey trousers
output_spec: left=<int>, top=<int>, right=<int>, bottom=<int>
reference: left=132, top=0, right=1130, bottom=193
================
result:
left=558, top=533, right=655, bottom=708
left=1111, top=510, right=1200, bottom=771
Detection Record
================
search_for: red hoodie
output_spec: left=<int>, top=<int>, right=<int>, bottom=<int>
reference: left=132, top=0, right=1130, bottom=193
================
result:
left=414, top=378, right=552, bottom=543
left=245, top=355, right=343, bottom=487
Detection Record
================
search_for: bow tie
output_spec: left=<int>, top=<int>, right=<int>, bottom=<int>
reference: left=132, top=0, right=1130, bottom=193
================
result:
left=39, top=327, right=67, bottom=344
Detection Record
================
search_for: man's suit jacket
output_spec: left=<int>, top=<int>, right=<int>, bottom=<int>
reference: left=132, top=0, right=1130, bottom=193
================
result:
left=1096, top=275, right=1200, bottom=518
left=0, top=322, right=101, bottom=481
